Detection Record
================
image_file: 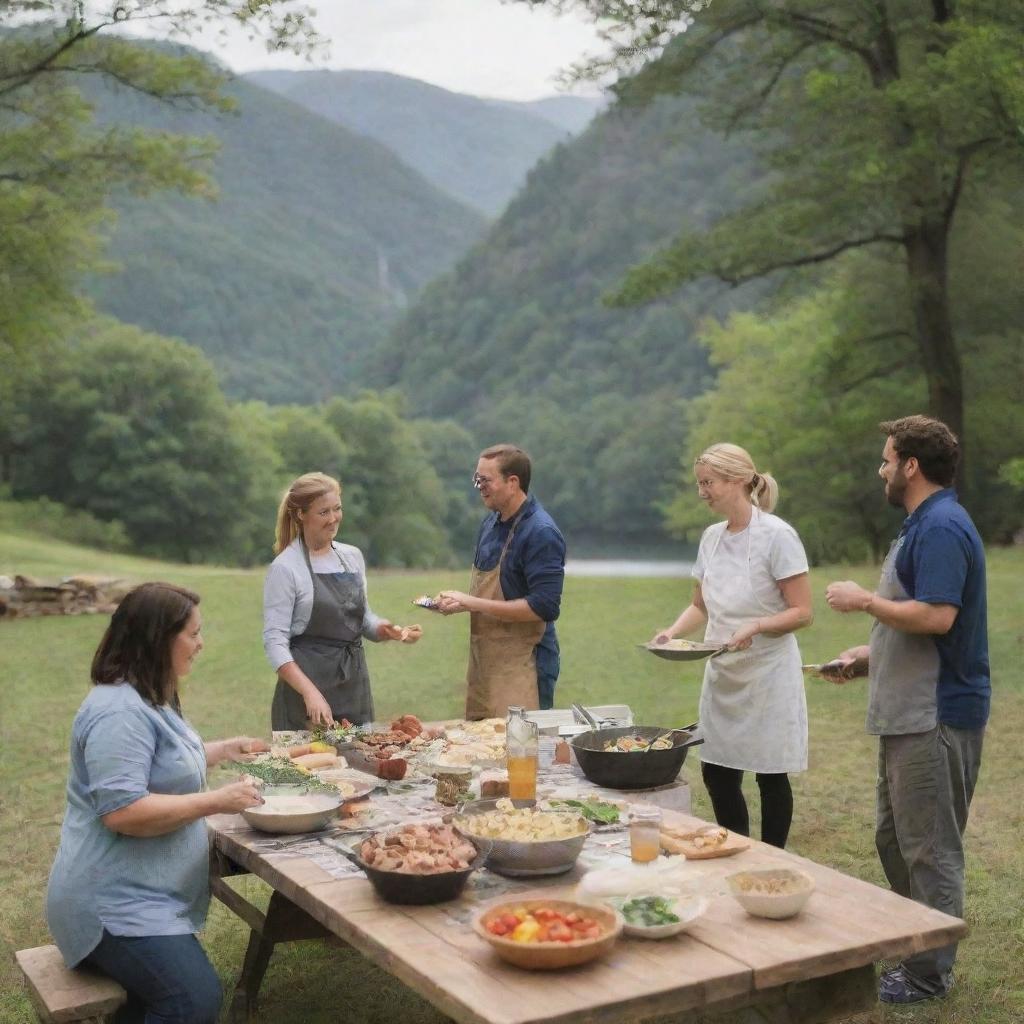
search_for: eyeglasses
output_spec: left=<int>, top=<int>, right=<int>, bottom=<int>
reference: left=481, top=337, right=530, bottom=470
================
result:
left=472, top=473, right=496, bottom=490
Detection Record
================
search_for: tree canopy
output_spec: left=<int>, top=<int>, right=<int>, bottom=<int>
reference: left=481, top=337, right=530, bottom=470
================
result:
left=525, top=0, right=1024, bottom=495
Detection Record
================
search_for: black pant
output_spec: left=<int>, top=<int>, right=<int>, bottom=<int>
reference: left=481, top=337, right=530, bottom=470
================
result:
left=701, top=761, right=793, bottom=849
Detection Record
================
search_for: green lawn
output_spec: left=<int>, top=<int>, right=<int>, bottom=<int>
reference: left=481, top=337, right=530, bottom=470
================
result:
left=1, top=532, right=1021, bottom=1024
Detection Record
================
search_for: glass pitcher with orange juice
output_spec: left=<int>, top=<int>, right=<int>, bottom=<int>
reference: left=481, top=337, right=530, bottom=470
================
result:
left=505, top=705, right=538, bottom=802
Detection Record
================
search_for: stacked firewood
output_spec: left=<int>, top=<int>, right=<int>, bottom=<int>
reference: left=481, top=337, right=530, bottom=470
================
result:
left=0, top=574, right=130, bottom=619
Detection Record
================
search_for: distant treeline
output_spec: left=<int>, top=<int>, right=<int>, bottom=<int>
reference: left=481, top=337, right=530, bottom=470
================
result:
left=2, top=317, right=481, bottom=567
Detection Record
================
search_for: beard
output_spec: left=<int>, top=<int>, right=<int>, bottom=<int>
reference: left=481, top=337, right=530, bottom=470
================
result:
left=885, top=469, right=908, bottom=508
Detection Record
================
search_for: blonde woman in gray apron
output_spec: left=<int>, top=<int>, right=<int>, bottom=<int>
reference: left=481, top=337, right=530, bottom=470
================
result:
left=652, top=444, right=813, bottom=848
left=262, top=472, right=420, bottom=729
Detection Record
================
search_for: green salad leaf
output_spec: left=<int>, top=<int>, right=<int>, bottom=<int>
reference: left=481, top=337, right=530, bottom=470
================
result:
left=621, top=896, right=681, bottom=927
left=548, top=798, right=621, bottom=824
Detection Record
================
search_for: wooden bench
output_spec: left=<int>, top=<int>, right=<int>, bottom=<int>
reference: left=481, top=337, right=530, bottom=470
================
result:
left=14, top=946, right=127, bottom=1024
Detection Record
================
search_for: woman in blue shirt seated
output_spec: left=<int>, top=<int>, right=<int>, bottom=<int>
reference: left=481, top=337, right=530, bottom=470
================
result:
left=46, top=582, right=267, bottom=1024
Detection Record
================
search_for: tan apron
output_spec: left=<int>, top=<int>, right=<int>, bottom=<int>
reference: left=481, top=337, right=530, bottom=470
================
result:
left=464, top=515, right=545, bottom=721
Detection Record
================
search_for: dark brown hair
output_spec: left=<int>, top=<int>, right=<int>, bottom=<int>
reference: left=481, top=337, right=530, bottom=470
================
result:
left=880, top=415, right=959, bottom=487
left=91, top=582, right=200, bottom=707
left=479, top=443, right=532, bottom=494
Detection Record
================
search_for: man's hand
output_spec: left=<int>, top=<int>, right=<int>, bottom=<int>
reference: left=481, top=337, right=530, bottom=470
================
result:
left=437, top=590, right=471, bottom=615
left=825, top=580, right=874, bottom=613
left=817, top=646, right=869, bottom=684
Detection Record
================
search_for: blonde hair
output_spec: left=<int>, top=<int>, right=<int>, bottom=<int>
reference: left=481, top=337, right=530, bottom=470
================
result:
left=694, top=443, right=779, bottom=513
left=274, top=472, right=342, bottom=555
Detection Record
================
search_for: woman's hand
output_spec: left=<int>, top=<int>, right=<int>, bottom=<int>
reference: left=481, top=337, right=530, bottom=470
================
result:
left=399, top=624, right=422, bottom=644
left=726, top=621, right=761, bottom=651
left=651, top=628, right=675, bottom=645
left=207, top=736, right=270, bottom=767
left=211, top=777, right=265, bottom=814
left=376, top=621, right=404, bottom=642
left=304, top=689, right=335, bottom=726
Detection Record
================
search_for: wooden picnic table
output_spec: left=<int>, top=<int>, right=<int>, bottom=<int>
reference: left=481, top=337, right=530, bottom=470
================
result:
left=207, top=796, right=966, bottom=1024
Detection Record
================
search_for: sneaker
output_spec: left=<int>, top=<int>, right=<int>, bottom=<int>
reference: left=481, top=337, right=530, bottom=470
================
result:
left=878, top=966, right=954, bottom=1004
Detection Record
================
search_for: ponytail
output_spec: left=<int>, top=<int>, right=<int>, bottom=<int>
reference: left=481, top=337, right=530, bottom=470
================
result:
left=695, top=443, right=780, bottom=513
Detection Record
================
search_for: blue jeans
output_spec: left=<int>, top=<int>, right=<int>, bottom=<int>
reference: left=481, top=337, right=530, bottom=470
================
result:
left=84, top=931, right=222, bottom=1024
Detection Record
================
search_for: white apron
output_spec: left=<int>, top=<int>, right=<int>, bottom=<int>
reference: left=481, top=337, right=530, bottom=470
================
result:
left=698, top=509, right=808, bottom=774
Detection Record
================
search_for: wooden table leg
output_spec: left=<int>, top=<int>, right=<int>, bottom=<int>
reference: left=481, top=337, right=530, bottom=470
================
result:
left=210, top=850, right=339, bottom=1022
left=697, top=963, right=877, bottom=1024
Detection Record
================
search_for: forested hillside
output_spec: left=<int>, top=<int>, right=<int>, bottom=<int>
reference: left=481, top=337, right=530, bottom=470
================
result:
left=371, top=95, right=766, bottom=547
left=245, top=69, right=599, bottom=215
left=84, top=68, right=485, bottom=402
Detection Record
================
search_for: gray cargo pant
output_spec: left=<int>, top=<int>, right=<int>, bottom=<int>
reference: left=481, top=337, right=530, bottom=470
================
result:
left=876, top=723, right=985, bottom=989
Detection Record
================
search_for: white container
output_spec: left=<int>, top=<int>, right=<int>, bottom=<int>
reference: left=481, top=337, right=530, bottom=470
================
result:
left=726, top=868, right=815, bottom=919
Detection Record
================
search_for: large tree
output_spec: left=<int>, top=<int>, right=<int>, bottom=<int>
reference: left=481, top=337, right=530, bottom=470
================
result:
left=526, top=0, right=1024, bottom=486
left=0, top=1, right=322, bottom=350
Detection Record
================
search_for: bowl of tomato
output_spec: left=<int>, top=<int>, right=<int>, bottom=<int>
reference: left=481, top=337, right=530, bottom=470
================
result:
left=473, top=898, right=622, bottom=970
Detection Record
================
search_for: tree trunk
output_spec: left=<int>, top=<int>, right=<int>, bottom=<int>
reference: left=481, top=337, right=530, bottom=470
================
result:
left=902, top=219, right=967, bottom=496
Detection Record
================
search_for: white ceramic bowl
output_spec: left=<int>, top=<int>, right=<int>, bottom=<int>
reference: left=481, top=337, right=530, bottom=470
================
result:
left=726, top=868, right=815, bottom=919
left=612, top=894, right=708, bottom=939
left=241, top=789, right=342, bottom=834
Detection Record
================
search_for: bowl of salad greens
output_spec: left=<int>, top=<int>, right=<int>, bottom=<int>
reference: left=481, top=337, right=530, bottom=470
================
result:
left=611, top=893, right=708, bottom=939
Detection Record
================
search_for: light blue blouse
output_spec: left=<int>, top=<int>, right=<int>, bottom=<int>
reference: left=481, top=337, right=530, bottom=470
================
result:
left=46, top=683, right=210, bottom=967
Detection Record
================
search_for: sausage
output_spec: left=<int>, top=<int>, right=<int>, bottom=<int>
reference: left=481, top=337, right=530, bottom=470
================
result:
left=291, top=752, right=340, bottom=770
left=287, top=744, right=314, bottom=758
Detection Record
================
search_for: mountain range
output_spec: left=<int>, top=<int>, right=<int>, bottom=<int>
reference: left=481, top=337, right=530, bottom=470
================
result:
left=244, top=69, right=604, bottom=215
left=86, top=72, right=487, bottom=402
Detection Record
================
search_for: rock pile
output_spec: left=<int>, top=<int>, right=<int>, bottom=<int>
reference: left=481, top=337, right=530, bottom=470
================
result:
left=0, top=574, right=130, bottom=619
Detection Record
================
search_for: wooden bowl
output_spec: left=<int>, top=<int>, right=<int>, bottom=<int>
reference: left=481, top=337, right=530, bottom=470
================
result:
left=473, top=898, right=622, bottom=970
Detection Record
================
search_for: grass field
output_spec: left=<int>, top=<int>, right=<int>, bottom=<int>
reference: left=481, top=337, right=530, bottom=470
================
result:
left=1, top=531, right=1021, bottom=1024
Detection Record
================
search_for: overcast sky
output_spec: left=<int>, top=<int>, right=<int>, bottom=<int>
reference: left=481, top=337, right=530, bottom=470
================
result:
left=196, top=1, right=611, bottom=101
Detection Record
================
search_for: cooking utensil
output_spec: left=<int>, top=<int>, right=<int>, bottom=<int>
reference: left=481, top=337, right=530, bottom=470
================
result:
left=639, top=641, right=728, bottom=662
left=571, top=702, right=600, bottom=729
left=569, top=724, right=703, bottom=790
left=641, top=731, right=674, bottom=754
left=338, top=838, right=488, bottom=905
left=453, top=799, right=589, bottom=877
left=241, top=789, right=343, bottom=834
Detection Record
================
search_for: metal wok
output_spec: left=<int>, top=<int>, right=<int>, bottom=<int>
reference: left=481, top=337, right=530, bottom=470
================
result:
left=569, top=724, right=703, bottom=790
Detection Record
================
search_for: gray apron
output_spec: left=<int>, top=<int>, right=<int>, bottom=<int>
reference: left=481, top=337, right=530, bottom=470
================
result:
left=271, top=541, right=374, bottom=729
left=866, top=534, right=940, bottom=735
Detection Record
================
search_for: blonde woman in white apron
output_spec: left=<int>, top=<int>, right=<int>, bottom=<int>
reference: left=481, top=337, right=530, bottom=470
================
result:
left=652, top=444, right=813, bottom=848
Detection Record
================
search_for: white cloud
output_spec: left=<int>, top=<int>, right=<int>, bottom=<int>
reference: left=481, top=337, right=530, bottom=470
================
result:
left=190, top=0, right=611, bottom=100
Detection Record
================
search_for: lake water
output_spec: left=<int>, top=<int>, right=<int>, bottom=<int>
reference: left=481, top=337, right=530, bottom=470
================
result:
left=565, top=559, right=694, bottom=578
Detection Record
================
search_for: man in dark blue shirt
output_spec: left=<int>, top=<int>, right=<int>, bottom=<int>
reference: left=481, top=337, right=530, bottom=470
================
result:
left=439, top=444, right=566, bottom=718
left=824, top=416, right=989, bottom=1006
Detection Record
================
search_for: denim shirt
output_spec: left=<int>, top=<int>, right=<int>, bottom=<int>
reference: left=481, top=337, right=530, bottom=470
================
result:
left=46, top=684, right=210, bottom=967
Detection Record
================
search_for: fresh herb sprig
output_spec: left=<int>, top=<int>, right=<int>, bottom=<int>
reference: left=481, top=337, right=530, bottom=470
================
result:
left=225, top=756, right=335, bottom=793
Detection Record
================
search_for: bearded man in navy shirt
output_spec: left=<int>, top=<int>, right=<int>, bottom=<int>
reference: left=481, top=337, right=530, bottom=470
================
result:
left=438, top=444, right=565, bottom=719
left=823, top=415, right=989, bottom=1006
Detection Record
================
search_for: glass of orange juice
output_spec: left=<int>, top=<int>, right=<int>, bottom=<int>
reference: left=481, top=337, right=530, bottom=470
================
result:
left=630, top=805, right=663, bottom=863
left=507, top=755, right=538, bottom=801
left=506, top=705, right=539, bottom=802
